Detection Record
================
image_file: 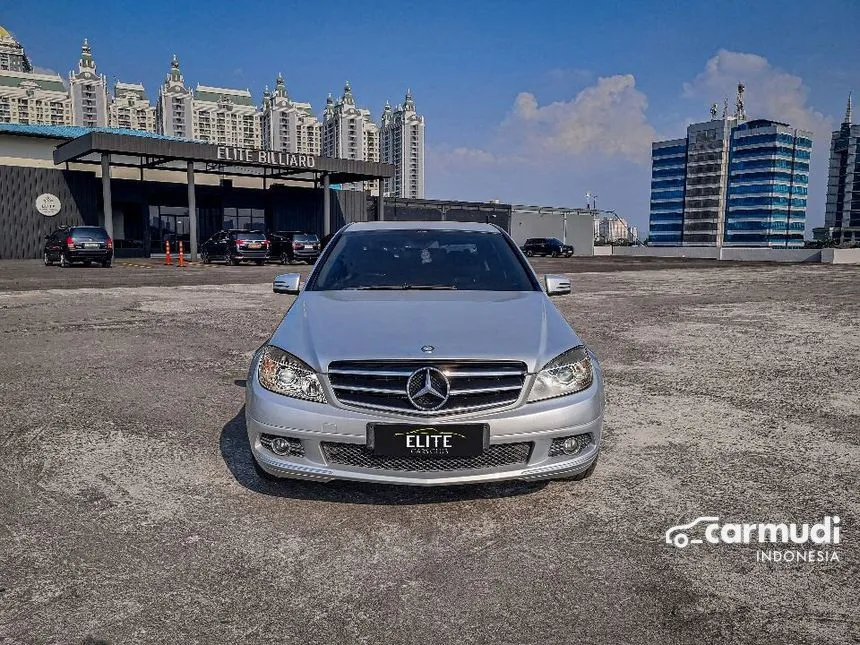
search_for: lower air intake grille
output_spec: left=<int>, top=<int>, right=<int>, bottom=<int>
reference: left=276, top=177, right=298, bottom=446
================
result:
left=320, top=441, right=532, bottom=472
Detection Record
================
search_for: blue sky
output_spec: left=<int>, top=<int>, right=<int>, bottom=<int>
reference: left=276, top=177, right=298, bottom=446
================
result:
left=3, top=0, right=858, bottom=233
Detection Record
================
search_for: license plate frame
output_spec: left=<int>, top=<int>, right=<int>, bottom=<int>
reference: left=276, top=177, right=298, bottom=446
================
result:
left=367, top=423, right=489, bottom=458
left=247, top=242, right=262, bottom=249
left=84, top=243, right=100, bottom=248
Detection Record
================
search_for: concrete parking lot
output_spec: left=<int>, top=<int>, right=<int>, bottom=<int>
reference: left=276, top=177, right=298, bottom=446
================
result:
left=1, top=258, right=858, bottom=644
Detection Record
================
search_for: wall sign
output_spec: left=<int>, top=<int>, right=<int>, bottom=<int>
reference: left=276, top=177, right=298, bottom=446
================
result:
left=216, top=146, right=317, bottom=169
left=35, top=193, right=61, bottom=217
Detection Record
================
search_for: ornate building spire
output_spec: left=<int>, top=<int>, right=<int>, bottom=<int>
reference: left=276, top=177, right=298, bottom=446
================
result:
left=844, top=91, right=853, bottom=126
left=168, top=54, right=183, bottom=83
left=404, top=88, right=415, bottom=111
left=79, top=38, right=94, bottom=70
left=274, top=72, right=288, bottom=99
left=342, top=81, right=354, bottom=105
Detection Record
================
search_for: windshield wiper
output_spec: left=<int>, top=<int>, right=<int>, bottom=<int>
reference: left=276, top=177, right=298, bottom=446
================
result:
left=355, top=284, right=457, bottom=290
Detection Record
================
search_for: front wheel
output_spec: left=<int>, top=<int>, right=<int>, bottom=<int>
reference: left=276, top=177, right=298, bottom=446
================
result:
left=202, top=252, right=211, bottom=264
left=102, top=259, right=112, bottom=268
left=60, top=253, right=70, bottom=268
left=525, top=250, right=534, bottom=257
left=43, top=252, right=52, bottom=266
left=225, top=255, right=235, bottom=266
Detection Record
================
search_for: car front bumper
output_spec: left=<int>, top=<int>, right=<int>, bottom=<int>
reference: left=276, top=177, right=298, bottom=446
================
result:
left=244, top=358, right=605, bottom=486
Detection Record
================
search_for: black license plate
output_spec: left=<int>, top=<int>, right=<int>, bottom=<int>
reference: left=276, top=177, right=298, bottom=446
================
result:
left=369, top=423, right=488, bottom=458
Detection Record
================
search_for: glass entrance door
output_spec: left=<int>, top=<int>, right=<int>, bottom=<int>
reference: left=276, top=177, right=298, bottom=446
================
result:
left=149, top=206, right=190, bottom=255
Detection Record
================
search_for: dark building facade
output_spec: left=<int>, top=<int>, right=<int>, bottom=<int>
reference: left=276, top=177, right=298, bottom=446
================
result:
left=819, top=95, right=860, bottom=244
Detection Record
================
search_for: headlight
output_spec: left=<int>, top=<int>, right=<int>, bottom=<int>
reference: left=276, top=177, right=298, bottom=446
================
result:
left=528, top=346, right=593, bottom=402
left=257, top=345, right=327, bottom=404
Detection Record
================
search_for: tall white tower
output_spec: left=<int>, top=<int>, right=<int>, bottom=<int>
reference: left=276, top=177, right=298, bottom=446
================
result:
left=69, top=39, right=108, bottom=127
left=261, top=73, right=321, bottom=155
left=322, top=81, right=369, bottom=161
left=157, top=54, right=193, bottom=138
left=381, top=89, right=425, bottom=198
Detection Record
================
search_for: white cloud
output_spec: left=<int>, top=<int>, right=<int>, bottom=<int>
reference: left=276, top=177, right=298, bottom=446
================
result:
left=501, top=74, right=657, bottom=164
left=682, top=49, right=833, bottom=136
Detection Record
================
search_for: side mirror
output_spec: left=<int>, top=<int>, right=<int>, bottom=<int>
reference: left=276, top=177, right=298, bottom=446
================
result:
left=544, top=274, right=571, bottom=296
left=273, top=273, right=301, bottom=295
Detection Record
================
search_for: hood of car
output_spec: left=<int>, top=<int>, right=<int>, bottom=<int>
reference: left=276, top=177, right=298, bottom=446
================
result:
left=268, top=290, right=582, bottom=373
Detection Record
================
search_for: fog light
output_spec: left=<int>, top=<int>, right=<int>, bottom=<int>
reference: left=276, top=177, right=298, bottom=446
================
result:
left=562, top=436, right=582, bottom=455
left=270, top=437, right=292, bottom=456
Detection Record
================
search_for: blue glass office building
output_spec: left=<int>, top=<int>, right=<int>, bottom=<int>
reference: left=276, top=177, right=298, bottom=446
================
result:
left=725, top=119, right=812, bottom=247
left=648, top=139, right=687, bottom=245
left=648, top=117, right=813, bottom=247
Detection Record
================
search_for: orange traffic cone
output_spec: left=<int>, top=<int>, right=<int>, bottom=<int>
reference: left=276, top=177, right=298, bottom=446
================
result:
left=164, top=240, right=172, bottom=265
left=178, top=241, right=185, bottom=267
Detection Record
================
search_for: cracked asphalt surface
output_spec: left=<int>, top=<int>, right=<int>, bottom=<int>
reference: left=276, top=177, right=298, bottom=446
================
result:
left=0, top=257, right=858, bottom=644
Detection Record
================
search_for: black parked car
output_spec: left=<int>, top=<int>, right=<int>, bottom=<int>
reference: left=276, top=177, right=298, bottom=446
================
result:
left=521, top=237, right=574, bottom=257
left=200, top=229, right=269, bottom=265
left=44, top=225, right=113, bottom=268
left=267, top=231, right=321, bottom=264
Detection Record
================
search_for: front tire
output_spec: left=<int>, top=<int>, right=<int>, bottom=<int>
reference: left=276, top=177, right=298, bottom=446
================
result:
left=525, top=250, right=534, bottom=257
left=202, top=252, right=211, bottom=264
left=564, top=457, right=599, bottom=481
left=43, top=252, right=52, bottom=266
left=225, top=255, right=235, bottom=266
left=60, top=253, right=70, bottom=268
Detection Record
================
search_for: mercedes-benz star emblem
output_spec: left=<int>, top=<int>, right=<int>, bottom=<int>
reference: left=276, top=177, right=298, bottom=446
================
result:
left=406, top=367, right=450, bottom=411
left=421, top=345, right=435, bottom=353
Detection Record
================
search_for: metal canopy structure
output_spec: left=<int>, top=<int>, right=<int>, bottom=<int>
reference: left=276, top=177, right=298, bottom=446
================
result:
left=53, top=131, right=395, bottom=185
left=52, top=131, right=395, bottom=259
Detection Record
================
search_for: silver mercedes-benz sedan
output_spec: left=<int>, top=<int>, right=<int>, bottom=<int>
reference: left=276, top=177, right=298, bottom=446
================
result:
left=245, top=221, right=604, bottom=486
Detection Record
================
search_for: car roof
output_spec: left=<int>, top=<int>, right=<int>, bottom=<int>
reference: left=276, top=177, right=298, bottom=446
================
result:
left=346, top=221, right=500, bottom=233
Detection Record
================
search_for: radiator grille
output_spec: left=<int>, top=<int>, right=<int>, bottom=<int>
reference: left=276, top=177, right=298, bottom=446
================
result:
left=327, top=360, right=527, bottom=416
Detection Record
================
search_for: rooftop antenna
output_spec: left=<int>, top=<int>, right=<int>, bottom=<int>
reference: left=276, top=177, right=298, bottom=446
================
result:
left=736, top=82, right=746, bottom=122
left=710, top=103, right=718, bottom=120
left=722, top=98, right=728, bottom=119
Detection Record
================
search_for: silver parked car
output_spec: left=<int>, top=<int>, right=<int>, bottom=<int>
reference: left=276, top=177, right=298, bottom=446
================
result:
left=245, top=221, right=604, bottom=486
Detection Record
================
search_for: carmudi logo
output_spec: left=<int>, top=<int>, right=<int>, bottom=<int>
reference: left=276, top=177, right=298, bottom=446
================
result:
left=665, top=515, right=842, bottom=563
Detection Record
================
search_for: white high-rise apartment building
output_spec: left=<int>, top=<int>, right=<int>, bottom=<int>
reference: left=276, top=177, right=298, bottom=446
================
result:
left=323, top=82, right=370, bottom=161
left=261, top=73, right=321, bottom=155
left=109, top=81, right=156, bottom=132
left=0, top=25, right=70, bottom=126
left=157, top=55, right=193, bottom=139
left=0, top=70, right=71, bottom=126
left=69, top=39, right=108, bottom=127
left=380, top=90, right=425, bottom=198
left=192, top=84, right=260, bottom=147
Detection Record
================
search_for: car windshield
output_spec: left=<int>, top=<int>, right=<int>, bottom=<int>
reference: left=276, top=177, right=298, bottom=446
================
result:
left=549, top=238, right=563, bottom=245
left=233, top=231, right=266, bottom=240
left=310, top=229, right=537, bottom=291
left=71, top=228, right=108, bottom=241
left=293, top=234, right=318, bottom=243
